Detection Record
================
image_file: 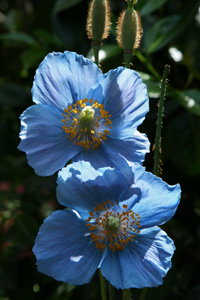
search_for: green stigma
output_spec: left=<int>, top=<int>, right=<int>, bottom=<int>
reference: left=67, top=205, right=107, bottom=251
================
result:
left=79, top=106, right=95, bottom=131
left=106, top=215, right=120, bottom=233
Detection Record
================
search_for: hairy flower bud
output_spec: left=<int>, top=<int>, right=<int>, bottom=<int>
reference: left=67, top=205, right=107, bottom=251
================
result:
left=117, top=7, right=142, bottom=52
left=86, top=0, right=111, bottom=42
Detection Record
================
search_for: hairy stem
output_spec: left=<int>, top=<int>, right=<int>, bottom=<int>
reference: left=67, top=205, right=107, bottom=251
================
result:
left=153, top=65, right=170, bottom=176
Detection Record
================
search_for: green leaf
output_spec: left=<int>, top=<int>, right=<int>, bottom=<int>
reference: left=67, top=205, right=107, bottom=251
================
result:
left=0, top=32, right=38, bottom=47
left=137, top=0, right=168, bottom=16
left=169, top=89, right=200, bottom=116
left=0, top=266, right=17, bottom=290
left=54, top=0, right=84, bottom=13
left=144, top=15, right=182, bottom=54
left=33, top=29, right=65, bottom=47
left=137, top=73, right=200, bottom=116
left=15, top=213, right=38, bottom=245
left=138, top=72, right=160, bottom=98
left=52, top=1, right=86, bottom=46
left=163, top=112, right=200, bottom=175
left=22, top=48, right=48, bottom=71
left=2, top=9, right=22, bottom=32
left=184, top=24, right=200, bottom=80
left=0, top=85, right=31, bottom=106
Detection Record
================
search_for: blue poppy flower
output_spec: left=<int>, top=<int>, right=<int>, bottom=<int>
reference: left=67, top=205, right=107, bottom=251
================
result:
left=33, top=161, right=181, bottom=289
left=18, top=51, right=149, bottom=176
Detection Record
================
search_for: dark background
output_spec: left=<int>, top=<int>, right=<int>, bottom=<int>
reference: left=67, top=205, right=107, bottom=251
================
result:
left=0, top=0, right=200, bottom=299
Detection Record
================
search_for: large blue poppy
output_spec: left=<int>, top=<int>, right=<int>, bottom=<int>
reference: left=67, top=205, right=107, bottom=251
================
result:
left=18, top=51, right=149, bottom=176
left=33, top=161, right=181, bottom=289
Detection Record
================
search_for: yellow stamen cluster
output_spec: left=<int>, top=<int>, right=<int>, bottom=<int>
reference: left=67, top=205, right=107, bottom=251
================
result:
left=86, top=200, right=141, bottom=252
left=61, top=98, right=112, bottom=150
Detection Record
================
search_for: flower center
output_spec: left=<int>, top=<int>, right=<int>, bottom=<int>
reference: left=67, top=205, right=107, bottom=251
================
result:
left=86, top=200, right=141, bottom=252
left=79, top=106, right=95, bottom=131
left=105, top=215, right=120, bottom=233
left=61, top=98, right=112, bottom=150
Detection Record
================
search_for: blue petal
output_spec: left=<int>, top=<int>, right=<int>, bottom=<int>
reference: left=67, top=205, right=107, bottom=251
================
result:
left=32, top=51, right=102, bottom=110
left=33, top=210, right=102, bottom=285
left=18, top=104, right=80, bottom=176
left=129, top=165, right=181, bottom=228
left=57, top=161, right=131, bottom=213
left=72, top=143, right=134, bottom=179
left=103, top=131, right=150, bottom=166
left=88, top=67, right=149, bottom=139
left=100, top=227, right=175, bottom=289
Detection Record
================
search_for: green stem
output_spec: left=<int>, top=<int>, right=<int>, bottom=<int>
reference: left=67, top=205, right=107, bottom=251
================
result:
left=108, top=282, right=114, bottom=300
left=135, top=51, right=161, bottom=81
left=124, top=51, right=133, bottom=68
left=153, top=65, right=170, bottom=176
left=127, top=0, right=136, bottom=9
left=185, top=72, right=193, bottom=89
left=91, top=42, right=101, bottom=66
left=139, top=288, right=148, bottom=300
left=122, top=289, right=132, bottom=300
left=99, top=270, right=107, bottom=300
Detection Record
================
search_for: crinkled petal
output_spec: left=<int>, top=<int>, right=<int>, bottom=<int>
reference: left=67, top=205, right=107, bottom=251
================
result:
left=88, top=67, right=149, bottom=139
left=100, top=227, right=175, bottom=289
left=129, top=165, right=181, bottom=228
left=18, top=104, right=80, bottom=176
left=72, top=143, right=134, bottom=179
left=103, top=131, right=150, bottom=166
left=57, top=161, right=131, bottom=212
left=33, top=210, right=101, bottom=285
left=32, top=51, right=102, bottom=110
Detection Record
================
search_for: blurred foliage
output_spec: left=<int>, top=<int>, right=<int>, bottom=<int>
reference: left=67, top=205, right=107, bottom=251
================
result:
left=0, top=0, right=200, bottom=299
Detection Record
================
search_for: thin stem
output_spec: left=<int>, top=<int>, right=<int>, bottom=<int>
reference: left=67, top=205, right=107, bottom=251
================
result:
left=135, top=51, right=161, bottom=81
left=122, top=289, right=132, bottom=300
left=124, top=51, right=133, bottom=68
left=108, top=282, right=114, bottom=300
left=91, top=42, right=101, bottom=66
left=185, top=72, right=193, bottom=89
left=99, top=270, right=107, bottom=300
left=127, top=0, right=136, bottom=8
left=139, top=288, right=148, bottom=300
left=153, top=65, right=170, bottom=176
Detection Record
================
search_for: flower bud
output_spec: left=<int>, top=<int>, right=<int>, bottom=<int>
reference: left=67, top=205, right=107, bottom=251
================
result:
left=86, top=0, right=111, bottom=42
left=117, top=7, right=142, bottom=52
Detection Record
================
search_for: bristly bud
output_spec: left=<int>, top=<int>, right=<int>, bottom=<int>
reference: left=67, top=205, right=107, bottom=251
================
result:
left=86, top=0, right=111, bottom=42
left=116, top=6, right=142, bottom=53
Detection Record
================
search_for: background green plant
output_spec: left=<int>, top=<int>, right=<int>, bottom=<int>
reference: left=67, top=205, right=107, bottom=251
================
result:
left=0, top=0, right=200, bottom=299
